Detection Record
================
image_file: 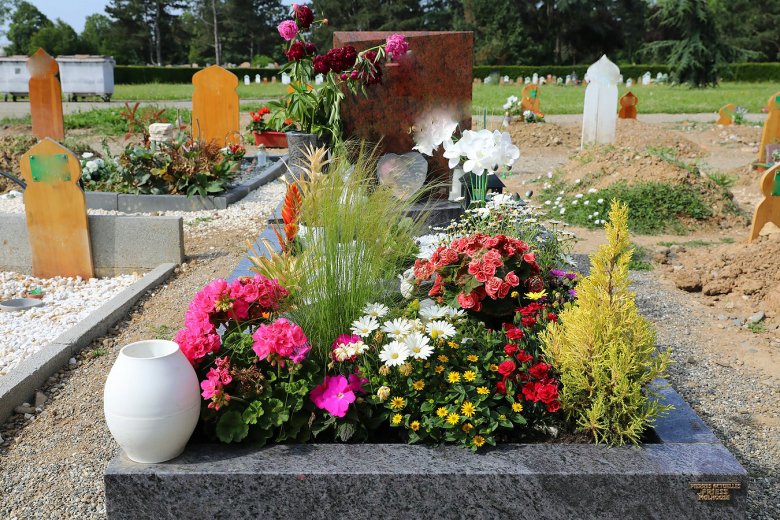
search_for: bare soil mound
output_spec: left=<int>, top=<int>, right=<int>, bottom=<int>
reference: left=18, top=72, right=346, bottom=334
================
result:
left=508, top=121, right=579, bottom=149
left=670, top=232, right=780, bottom=318
left=614, top=119, right=702, bottom=157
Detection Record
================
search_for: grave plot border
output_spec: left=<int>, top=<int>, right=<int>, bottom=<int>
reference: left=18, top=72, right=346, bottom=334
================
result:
left=0, top=263, right=177, bottom=424
left=85, top=156, right=288, bottom=213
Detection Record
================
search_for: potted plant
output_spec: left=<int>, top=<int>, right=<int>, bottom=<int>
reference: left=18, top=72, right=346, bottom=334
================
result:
left=268, top=4, right=409, bottom=169
left=247, top=107, right=290, bottom=148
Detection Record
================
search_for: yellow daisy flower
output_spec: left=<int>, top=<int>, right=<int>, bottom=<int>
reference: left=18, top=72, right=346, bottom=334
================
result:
left=434, top=365, right=445, bottom=374
left=390, top=397, right=406, bottom=410
left=447, top=372, right=461, bottom=384
left=462, top=423, right=474, bottom=433
left=461, top=401, right=476, bottom=418
left=498, top=414, right=507, bottom=421
left=467, top=354, right=479, bottom=362
left=391, top=413, right=402, bottom=425
left=512, top=402, right=524, bottom=413
left=510, top=291, right=519, bottom=298
left=447, top=341, right=459, bottom=349
left=436, top=407, right=448, bottom=418
left=477, top=386, right=490, bottom=395
left=412, top=380, right=425, bottom=391
left=410, top=420, right=420, bottom=432
left=525, top=289, right=547, bottom=301
left=399, top=363, right=412, bottom=376
left=463, top=370, right=476, bottom=382
left=473, top=435, right=486, bottom=447
left=437, top=354, right=449, bottom=363
left=446, top=412, right=460, bottom=425
left=489, top=364, right=499, bottom=372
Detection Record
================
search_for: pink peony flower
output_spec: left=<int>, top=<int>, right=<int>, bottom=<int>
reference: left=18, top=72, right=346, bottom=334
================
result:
left=310, top=375, right=356, bottom=417
left=278, top=20, right=298, bottom=41
left=251, top=318, right=309, bottom=362
left=385, top=34, right=408, bottom=60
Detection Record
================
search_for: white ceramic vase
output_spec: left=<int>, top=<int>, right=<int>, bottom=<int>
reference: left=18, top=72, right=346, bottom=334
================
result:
left=104, top=340, right=201, bottom=463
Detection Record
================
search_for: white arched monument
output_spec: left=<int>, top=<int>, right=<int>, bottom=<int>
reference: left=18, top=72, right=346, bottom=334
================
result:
left=581, top=55, right=620, bottom=148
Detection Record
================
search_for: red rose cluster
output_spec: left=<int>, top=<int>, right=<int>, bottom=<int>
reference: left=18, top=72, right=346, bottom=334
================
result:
left=415, top=233, right=541, bottom=313
left=500, top=323, right=561, bottom=413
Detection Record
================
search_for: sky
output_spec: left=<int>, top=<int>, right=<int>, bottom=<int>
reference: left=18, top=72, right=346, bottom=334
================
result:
left=27, top=0, right=110, bottom=32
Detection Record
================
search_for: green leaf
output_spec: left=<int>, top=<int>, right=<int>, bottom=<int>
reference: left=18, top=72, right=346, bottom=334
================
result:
left=242, top=401, right=265, bottom=425
left=216, top=411, right=249, bottom=443
left=336, top=421, right=356, bottom=442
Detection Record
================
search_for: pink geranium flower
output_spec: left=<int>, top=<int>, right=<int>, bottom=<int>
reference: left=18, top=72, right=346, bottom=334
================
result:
left=310, top=375, right=356, bottom=417
left=278, top=20, right=298, bottom=41
left=385, top=34, right=408, bottom=60
left=252, top=318, right=310, bottom=363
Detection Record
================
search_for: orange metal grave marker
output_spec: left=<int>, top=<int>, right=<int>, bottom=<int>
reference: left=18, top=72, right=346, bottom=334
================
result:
left=618, top=91, right=638, bottom=119
left=191, top=65, right=240, bottom=147
left=19, top=139, right=94, bottom=279
left=520, top=84, right=540, bottom=113
left=748, top=163, right=780, bottom=242
left=27, top=48, right=64, bottom=140
left=758, top=92, right=780, bottom=164
left=716, top=103, right=735, bottom=125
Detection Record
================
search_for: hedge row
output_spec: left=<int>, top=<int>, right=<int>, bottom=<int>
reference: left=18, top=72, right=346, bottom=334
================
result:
left=114, top=65, right=280, bottom=84
left=473, top=63, right=780, bottom=82
left=115, top=62, right=780, bottom=84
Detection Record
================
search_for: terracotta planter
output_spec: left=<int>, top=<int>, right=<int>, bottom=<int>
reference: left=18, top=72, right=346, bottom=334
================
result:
left=252, top=131, right=288, bottom=148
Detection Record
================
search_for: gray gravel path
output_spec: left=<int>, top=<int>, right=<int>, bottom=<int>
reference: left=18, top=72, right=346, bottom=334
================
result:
left=1, top=263, right=777, bottom=518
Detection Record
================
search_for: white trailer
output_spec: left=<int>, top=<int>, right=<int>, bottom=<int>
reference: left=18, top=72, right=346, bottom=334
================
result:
left=0, top=56, right=31, bottom=101
left=57, top=55, right=115, bottom=102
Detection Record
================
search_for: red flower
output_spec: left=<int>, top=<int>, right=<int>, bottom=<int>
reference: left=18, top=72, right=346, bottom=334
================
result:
left=504, top=344, right=518, bottom=356
left=468, top=259, right=496, bottom=283
left=522, top=253, right=536, bottom=264
left=258, top=107, right=271, bottom=115
left=293, top=3, right=314, bottom=29
left=441, top=248, right=459, bottom=265
left=505, top=327, right=524, bottom=340
left=521, top=381, right=537, bottom=401
left=536, top=383, right=559, bottom=404
left=484, top=276, right=503, bottom=299
left=313, top=55, right=330, bottom=74
left=525, top=275, right=545, bottom=293
left=413, top=258, right=434, bottom=281
left=546, top=400, right=561, bottom=413
left=505, top=271, right=520, bottom=287
left=515, top=350, right=533, bottom=364
left=547, top=312, right=558, bottom=322
left=520, top=316, right=536, bottom=328
left=457, top=291, right=478, bottom=309
left=428, top=274, right=443, bottom=297
left=496, top=381, right=507, bottom=395
left=497, top=360, right=516, bottom=377
left=528, top=362, right=549, bottom=380
left=497, top=281, right=511, bottom=299
left=286, top=41, right=306, bottom=61
left=517, top=302, right=543, bottom=316
left=326, top=45, right=357, bottom=73
left=305, top=42, right=317, bottom=56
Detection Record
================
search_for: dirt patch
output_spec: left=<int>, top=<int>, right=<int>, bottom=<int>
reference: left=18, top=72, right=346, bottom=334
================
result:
left=0, top=135, right=36, bottom=194
left=613, top=119, right=702, bottom=157
left=668, top=232, right=780, bottom=319
left=508, top=120, right=579, bottom=149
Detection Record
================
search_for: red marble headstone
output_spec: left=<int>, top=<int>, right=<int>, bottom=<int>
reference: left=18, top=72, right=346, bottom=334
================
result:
left=334, top=31, right=473, bottom=198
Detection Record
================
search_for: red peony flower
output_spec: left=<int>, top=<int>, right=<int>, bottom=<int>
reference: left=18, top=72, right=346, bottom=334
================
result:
left=313, top=55, right=330, bottom=74
left=305, top=42, right=317, bottom=55
left=292, top=3, right=314, bottom=29
left=286, top=41, right=306, bottom=61
left=505, top=326, right=524, bottom=341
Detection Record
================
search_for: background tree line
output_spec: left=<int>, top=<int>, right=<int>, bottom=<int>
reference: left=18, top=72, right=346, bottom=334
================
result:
left=1, top=0, right=777, bottom=68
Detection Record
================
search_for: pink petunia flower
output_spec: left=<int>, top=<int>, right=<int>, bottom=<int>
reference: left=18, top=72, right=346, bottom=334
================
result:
left=278, top=20, right=298, bottom=41
left=310, top=375, right=356, bottom=417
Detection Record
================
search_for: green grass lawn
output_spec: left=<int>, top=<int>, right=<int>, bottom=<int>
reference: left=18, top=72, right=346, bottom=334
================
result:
left=114, top=82, right=289, bottom=101
left=112, top=81, right=780, bottom=115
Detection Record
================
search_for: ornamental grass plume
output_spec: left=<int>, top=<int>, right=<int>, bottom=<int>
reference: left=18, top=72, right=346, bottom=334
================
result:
left=541, top=200, right=671, bottom=446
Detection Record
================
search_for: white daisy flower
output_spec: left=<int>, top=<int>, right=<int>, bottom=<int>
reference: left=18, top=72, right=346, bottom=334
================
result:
left=419, top=304, right=448, bottom=322
left=379, top=341, right=410, bottom=366
left=583, top=200, right=590, bottom=206
left=381, top=318, right=413, bottom=339
left=351, top=315, right=379, bottom=337
left=597, top=198, right=604, bottom=204
left=404, top=332, right=434, bottom=360
left=363, top=302, right=389, bottom=318
left=425, top=320, right=457, bottom=340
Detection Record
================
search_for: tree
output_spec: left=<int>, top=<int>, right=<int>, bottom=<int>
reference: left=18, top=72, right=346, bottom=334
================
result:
left=29, top=19, right=84, bottom=55
left=81, top=14, right=114, bottom=55
left=105, top=0, right=187, bottom=64
left=710, top=0, right=780, bottom=62
left=641, top=0, right=738, bottom=87
left=6, top=1, right=51, bottom=55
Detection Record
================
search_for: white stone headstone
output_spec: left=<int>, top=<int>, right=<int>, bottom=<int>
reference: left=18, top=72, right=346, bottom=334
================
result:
left=565, top=75, right=572, bottom=85
left=244, top=74, right=250, bottom=85
left=255, top=74, right=261, bottom=84
left=626, top=78, right=633, bottom=88
left=524, top=77, right=531, bottom=85
left=642, top=72, right=651, bottom=85
left=502, top=75, right=510, bottom=83
left=581, top=55, right=620, bottom=148
left=149, top=123, right=174, bottom=144
left=484, top=76, right=492, bottom=84
left=281, top=72, right=291, bottom=85
left=556, top=77, right=563, bottom=85
left=532, top=73, right=539, bottom=84
left=315, top=73, right=324, bottom=85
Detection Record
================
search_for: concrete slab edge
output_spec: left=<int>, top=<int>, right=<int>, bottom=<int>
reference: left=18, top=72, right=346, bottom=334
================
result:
left=0, top=263, right=177, bottom=425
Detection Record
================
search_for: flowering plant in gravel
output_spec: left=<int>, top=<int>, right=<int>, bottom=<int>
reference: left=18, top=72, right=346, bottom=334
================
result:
left=175, top=275, right=323, bottom=445
left=268, top=4, right=409, bottom=141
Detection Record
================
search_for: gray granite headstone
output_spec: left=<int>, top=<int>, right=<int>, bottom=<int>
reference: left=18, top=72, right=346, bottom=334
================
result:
left=376, top=152, right=427, bottom=200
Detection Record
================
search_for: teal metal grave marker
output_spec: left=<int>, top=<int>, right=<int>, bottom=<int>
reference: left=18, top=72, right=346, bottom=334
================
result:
left=29, top=154, right=70, bottom=183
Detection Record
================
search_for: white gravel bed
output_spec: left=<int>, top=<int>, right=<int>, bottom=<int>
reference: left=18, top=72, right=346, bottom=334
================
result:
left=0, top=179, right=287, bottom=234
left=0, top=271, right=139, bottom=376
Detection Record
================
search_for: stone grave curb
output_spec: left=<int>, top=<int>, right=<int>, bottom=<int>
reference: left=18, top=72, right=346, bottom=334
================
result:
left=85, top=156, right=288, bottom=213
left=104, top=382, right=747, bottom=519
left=0, top=214, right=183, bottom=276
left=0, top=263, right=176, bottom=425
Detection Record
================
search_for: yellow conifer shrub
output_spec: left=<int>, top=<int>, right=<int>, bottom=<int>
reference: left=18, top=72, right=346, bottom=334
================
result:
left=541, top=201, right=671, bottom=445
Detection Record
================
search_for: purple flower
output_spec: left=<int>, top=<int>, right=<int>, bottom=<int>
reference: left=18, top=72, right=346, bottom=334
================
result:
left=549, top=269, right=567, bottom=278
left=565, top=272, right=577, bottom=280
left=567, top=289, right=577, bottom=298
left=385, top=34, right=408, bottom=60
